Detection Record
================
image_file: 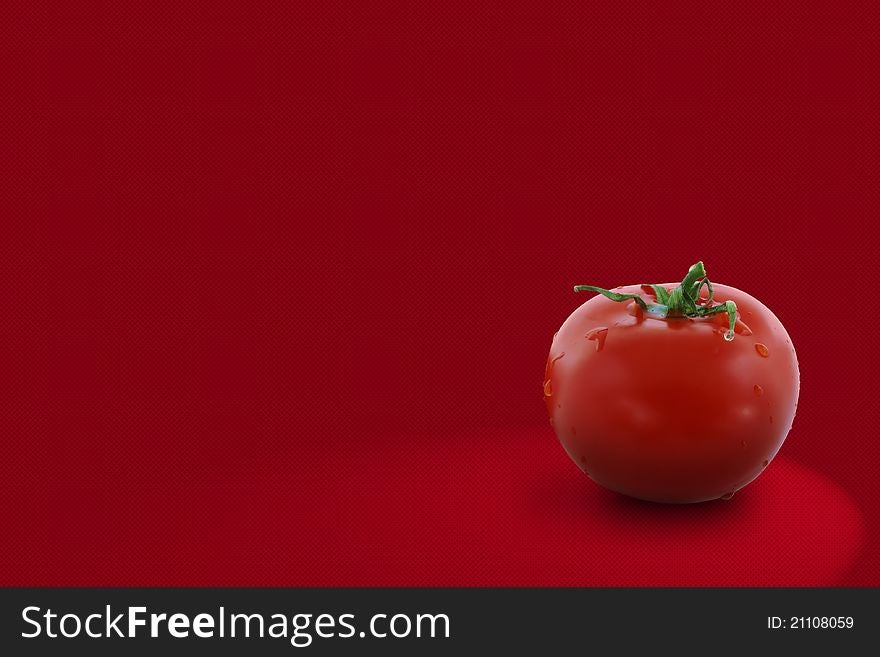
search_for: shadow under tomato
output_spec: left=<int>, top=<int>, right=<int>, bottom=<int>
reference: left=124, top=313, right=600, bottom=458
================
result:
left=528, top=456, right=864, bottom=586
left=600, top=483, right=752, bottom=519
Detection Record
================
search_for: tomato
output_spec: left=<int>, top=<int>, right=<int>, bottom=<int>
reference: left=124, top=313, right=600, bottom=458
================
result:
left=545, top=262, right=799, bottom=503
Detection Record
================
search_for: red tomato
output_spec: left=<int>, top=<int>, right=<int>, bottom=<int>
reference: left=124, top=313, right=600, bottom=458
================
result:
left=545, top=263, right=799, bottom=503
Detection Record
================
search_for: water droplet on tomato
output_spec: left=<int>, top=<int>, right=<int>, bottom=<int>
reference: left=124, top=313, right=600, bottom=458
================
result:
left=741, top=440, right=748, bottom=449
left=762, top=459, right=769, bottom=468
left=557, top=403, right=561, bottom=408
left=755, top=343, right=769, bottom=357
left=723, top=330, right=735, bottom=342
left=769, top=415, right=773, bottom=424
left=585, top=327, right=609, bottom=351
left=549, top=417, right=555, bottom=427
left=754, top=384, right=763, bottom=396
left=721, top=491, right=735, bottom=500
left=543, top=379, right=553, bottom=397
left=545, top=352, right=565, bottom=379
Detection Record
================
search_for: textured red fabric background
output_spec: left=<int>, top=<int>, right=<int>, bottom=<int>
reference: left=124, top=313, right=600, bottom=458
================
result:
left=1, top=3, right=877, bottom=585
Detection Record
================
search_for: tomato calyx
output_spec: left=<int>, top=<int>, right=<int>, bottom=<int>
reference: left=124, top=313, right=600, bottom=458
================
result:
left=573, top=261, right=739, bottom=340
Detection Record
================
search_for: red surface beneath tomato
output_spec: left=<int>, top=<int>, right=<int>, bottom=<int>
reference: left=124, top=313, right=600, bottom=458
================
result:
left=1, top=428, right=862, bottom=586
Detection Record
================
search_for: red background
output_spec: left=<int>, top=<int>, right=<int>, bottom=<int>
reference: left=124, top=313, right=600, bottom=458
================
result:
left=1, top=3, right=877, bottom=585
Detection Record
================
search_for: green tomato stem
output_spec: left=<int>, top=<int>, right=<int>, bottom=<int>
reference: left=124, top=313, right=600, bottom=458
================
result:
left=573, top=261, right=738, bottom=340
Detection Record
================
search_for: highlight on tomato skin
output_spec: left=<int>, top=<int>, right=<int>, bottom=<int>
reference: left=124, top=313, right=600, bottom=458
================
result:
left=545, top=261, right=800, bottom=504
